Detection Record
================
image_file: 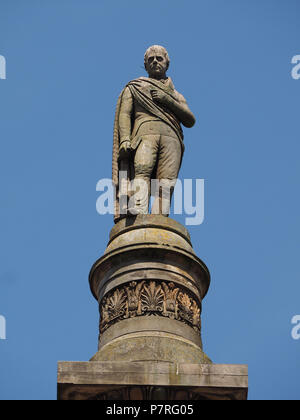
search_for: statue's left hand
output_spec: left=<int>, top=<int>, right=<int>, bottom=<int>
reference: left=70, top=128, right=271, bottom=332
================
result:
left=150, top=89, right=169, bottom=105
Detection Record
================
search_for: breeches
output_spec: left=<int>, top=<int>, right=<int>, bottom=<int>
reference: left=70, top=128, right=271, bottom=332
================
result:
left=131, top=134, right=182, bottom=215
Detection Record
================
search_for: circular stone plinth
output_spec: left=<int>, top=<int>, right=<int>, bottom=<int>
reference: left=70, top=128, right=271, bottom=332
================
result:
left=106, top=214, right=194, bottom=255
left=89, top=215, right=211, bottom=365
left=89, top=215, right=210, bottom=300
left=91, top=333, right=212, bottom=364
left=109, top=215, right=192, bottom=245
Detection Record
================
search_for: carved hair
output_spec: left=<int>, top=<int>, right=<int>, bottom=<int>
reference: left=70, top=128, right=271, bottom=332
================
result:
left=144, top=45, right=170, bottom=71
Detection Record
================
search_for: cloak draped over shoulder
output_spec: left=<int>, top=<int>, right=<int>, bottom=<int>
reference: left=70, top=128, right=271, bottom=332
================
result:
left=112, top=77, right=185, bottom=222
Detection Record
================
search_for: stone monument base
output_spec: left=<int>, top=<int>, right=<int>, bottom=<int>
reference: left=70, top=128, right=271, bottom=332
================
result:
left=89, top=215, right=212, bottom=367
left=59, top=216, right=248, bottom=401
left=57, top=361, right=248, bottom=400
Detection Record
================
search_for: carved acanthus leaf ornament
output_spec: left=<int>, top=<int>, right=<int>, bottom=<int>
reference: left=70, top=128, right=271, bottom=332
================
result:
left=100, top=281, right=202, bottom=334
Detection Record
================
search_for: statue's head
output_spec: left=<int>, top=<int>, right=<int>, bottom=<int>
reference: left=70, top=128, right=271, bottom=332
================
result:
left=144, top=45, right=170, bottom=79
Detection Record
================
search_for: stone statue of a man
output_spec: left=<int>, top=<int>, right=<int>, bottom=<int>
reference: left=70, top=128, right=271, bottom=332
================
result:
left=112, top=45, right=196, bottom=222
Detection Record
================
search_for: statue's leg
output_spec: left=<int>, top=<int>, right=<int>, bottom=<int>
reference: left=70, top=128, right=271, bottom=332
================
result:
left=151, top=136, right=182, bottom=217
left=129, top=135, right=159, bottom=215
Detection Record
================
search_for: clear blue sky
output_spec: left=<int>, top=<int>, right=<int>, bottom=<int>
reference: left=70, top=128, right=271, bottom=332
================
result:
left=0, top=0, right=299, bottom=400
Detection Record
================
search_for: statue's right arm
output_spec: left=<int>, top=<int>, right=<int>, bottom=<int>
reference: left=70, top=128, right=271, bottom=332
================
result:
left=119, top=87, right=133, bottom=147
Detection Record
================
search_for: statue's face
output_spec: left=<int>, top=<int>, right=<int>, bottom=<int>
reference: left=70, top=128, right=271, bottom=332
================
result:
left=145, top=49, right=168, bottom=78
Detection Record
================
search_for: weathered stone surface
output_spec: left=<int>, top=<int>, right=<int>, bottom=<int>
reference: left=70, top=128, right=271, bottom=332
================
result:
left=91, top=333, right=211, bottom=364
left=57, top=47, right=249, bottom=401
left=89, top=215, right=211, bottom=364
left=57, top=361, right=248, bottom=400
left=113, top=46, right=196, bottom=220
left=109, top=215, right=192, bottom=247
left=99, top=281, right=202, bottom=335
